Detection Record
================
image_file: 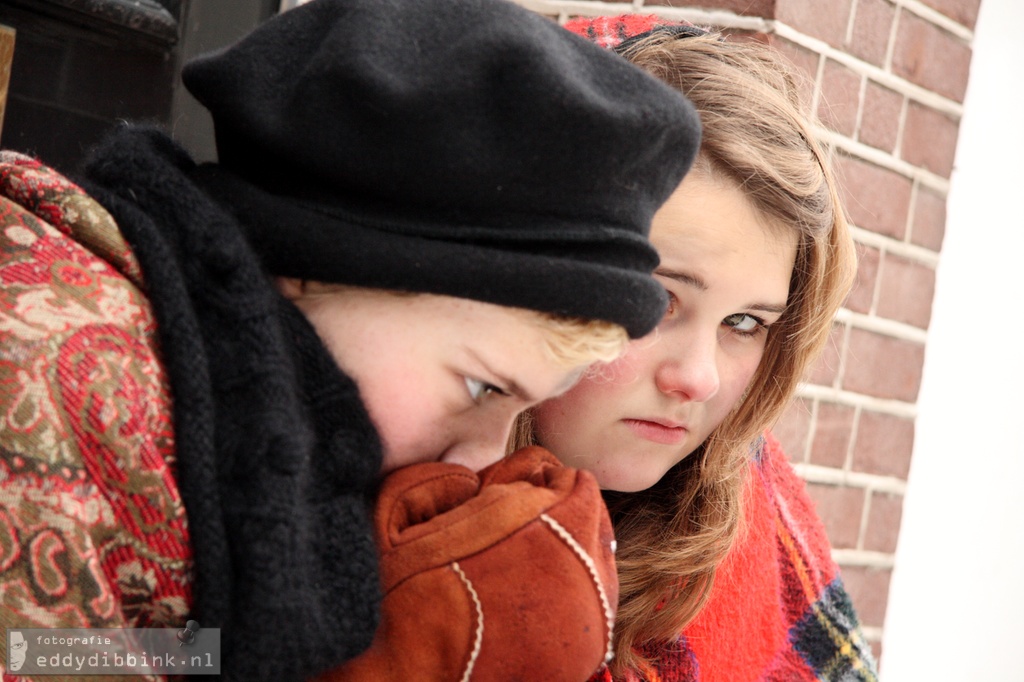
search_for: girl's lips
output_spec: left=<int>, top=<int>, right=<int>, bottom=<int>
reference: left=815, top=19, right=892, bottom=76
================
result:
left=623, top=419, right=689, bottom=445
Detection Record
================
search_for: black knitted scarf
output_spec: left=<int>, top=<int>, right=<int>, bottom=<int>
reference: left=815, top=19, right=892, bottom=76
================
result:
left=77, top=125, right=382, bottom=681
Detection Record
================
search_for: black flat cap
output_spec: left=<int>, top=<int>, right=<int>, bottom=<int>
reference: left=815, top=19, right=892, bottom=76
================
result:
left=183, top=0, right=701, bottom=338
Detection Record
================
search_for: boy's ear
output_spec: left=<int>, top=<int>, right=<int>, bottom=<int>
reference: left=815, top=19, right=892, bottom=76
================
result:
left=275, top=276, right=305, bottom=300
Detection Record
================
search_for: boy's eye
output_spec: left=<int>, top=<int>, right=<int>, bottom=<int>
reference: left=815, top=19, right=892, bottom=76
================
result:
left=664, top=291, right=677, bottom=317
left=723, top=313, right=763, bottom=335
left=465, top=377, right=505, bottom=403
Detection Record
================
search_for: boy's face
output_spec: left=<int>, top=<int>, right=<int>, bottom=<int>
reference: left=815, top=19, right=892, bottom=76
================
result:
left=281, top=282, right=585, bottom=474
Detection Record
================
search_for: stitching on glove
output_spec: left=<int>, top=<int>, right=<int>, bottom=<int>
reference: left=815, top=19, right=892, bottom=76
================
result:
left=450, top=561, right=483, bottom=681
left=540, top=513, right=616, bottom=665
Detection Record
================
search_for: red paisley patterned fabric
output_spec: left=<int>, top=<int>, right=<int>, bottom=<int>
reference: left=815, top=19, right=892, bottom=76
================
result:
left=0, top=152, right=192, bottom=678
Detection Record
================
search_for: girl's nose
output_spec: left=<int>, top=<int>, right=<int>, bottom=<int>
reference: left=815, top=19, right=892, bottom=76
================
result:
left=653, top=339, right=720, bottom=402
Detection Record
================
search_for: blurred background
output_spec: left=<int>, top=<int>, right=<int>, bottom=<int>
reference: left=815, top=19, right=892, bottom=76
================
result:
left=0, top=0, right=1019, bottom=677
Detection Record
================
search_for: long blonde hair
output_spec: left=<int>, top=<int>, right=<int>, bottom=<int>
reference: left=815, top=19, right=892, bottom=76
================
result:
left=512, top=26, right=856, bottom=677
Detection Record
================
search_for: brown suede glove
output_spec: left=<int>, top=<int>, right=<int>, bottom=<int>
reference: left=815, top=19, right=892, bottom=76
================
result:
left=319, top=446, right=618, bottom=681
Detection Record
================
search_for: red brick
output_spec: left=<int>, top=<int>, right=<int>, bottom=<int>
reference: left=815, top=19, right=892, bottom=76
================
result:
left=846, top=243, right=880, bottom=314
left=819, top=59, right=861, bottom=136
left=643, top=0, right=777, bottom=16
left=892, top=10, right=972, bottom=102
left=767, top=37, right=819, bottom=112
left=859, top=81, right=903, bottom=153
left=902, top=101, right=960, bottom=177
left=809, top=402, right=855, bottom=468
left=839, top=565, right=891, bottom=627
left=918, top=0, right=982, bottom=29
left=843, top=329, right=924, bottom=402
left=848, top=0, right=895, bottom=66
left=835, top=156, right=912, bottom=239
left=806, top=483, right=865, bottom=549
left=808, top=323, right=845, bottom=386
left=773, top=398, right=812, bottom=462
left=910, top=185, right=947, bottom=251
left=875, top=253, right=936, bottom=329
left=776, top=0, right=853, bottom=48
left=863, top=491, right=904, bottom=553
left=722, top=30, right=772, bottom=44
left=852, top=410, right=915, bottom=478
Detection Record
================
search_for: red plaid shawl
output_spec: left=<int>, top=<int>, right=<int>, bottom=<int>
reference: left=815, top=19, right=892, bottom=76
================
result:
left=590, top=433, right=878, bottom=682
left=0, top=153, right=192, bottom=678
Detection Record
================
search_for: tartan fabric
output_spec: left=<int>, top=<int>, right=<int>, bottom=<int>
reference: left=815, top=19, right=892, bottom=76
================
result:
left=565, top=14, right=681, bottom=49
left=591, top=433, right=878, bottom=682
left=0, top=152, right=190, bottom=679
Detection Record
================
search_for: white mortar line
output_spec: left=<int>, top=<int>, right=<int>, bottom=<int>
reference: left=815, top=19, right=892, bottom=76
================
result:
left=861, top=625, right=884, bottom=641
left=795, top=383, right=918, bottom=419
left=513, top=0, right=631, bottom=17
left=843, top=404, right=861, bottom=471
left=640, top=6, right=774, bottom=31
left=793, top=463, right=908, bottom=495
left=834, top=308, right=928, bottom=344
left=849, top=225, right=941, bottom=267
left=899, top=0, right=974, bottom=42
left=515, top=0, right=774, bottom=31
left=832, top=548, right=897, bottom=569
left=903, top=179, right=920, bottom=246
left=856, top=486, right=872, bottom=550
left=773, top=21, right=964, bottom=119
left=818, top=127, right=952, bottom=194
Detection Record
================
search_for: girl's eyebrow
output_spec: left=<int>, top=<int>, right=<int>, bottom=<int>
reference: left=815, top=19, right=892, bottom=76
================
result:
left=656, top=268, right=707, bottom=291
left=748, top=302, right=788, bottom=315
left=655, top=268, right=788, bottom=315
left=749, top=301, right=786, bottom=315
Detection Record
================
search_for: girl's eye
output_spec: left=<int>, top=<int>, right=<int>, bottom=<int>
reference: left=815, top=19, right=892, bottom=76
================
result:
left=723, top=313, right=765, bottom=336
left=465, top=377, right=505, bottom=403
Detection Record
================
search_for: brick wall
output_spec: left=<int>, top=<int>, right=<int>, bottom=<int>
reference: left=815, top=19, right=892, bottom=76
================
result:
left=513, top=0, right=981, bottom=664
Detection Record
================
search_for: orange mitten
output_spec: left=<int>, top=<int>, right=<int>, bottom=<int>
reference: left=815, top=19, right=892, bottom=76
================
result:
left=321, top=446, right=618, bottom=681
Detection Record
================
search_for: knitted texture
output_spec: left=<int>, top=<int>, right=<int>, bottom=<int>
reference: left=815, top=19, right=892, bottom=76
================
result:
left=75, top=126, right=382, bottom=681
left=590, top=433, right=879, bottom=682
left=179, top=0, right=704, bottom=338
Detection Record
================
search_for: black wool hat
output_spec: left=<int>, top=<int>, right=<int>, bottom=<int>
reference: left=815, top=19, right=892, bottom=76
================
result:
left=182, top=0, right=701, bottom=338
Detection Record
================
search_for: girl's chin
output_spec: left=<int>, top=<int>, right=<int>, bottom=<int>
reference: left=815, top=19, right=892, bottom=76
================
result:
left=595, top=466, right=667, bottom=493
left=593, top=448, right=699, bottom=493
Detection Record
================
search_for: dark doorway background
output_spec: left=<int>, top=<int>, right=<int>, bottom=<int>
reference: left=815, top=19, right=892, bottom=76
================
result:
left=0, top=0, right=279, bottom=173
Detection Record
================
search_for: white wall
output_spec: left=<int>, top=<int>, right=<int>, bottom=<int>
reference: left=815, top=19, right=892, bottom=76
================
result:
left=880, top=0, right=1024, bottom=679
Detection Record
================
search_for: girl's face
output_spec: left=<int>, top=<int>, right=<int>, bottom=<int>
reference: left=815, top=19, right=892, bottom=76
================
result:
left=281, top=284, right=585, bottom=475
left=533, top=172, right=798, bottom=492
